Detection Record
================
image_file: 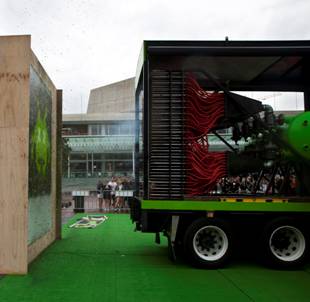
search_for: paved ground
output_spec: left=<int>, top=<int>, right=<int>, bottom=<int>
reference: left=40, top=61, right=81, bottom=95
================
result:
left=0, top=214, right=310, bottom=302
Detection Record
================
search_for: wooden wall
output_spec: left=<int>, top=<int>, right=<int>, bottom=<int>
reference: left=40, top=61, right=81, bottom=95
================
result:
left=0, top=35, right=60, bottom=274
left=0, top=35, right=30, bottom=274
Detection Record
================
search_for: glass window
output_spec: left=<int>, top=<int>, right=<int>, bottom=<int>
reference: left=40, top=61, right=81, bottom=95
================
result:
left=87, top=161, right=93, bottom=176
left=70, top=162, right=87, bottom=178
left=93, top=153, right=105, bottom=160
left=115, top=161, right=133, bottom=174
left=116, top=153, right=132, bottom=160
left=90, top=124, right=100, bottom=135
left=70, top=153, right=87, bottom=160
left=93, top=161, right=103, bottom=172
left=120, top=123, right=132, bottom=135
left=69, top=124, right=88, bottom=135
left=101, top=153, right=112, bottom=160
left=100, top=125, right=107, bottom=135
left=105, top=161, right=113, bottom=173
left=71, top=162, right=86, bottom=170
left=103, top=153, right=132, bottom=160
left=108, top=124, right=119, bottom=135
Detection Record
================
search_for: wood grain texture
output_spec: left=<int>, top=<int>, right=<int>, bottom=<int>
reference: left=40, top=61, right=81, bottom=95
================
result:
left=0, top=35, right=30, bottom=129
left=27, top=227, right=56, bottom=264
left=0, top=35, right=60, bottom=274
left=0, top=35, right=30, bottom=274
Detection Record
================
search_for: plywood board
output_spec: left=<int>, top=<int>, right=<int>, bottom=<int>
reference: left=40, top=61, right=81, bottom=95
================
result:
left=0, top=35, right=30, bottom=274
left=28, top=226, right=55, bottom=264
left=0, top=35, right=60, bottom=274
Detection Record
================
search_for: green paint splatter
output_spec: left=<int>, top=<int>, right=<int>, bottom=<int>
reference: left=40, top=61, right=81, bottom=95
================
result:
left=31, top=98, right=51, bottom=176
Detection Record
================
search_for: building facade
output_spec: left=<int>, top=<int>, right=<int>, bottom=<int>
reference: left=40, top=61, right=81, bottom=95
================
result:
left=62, top=78, right=136, bottom=191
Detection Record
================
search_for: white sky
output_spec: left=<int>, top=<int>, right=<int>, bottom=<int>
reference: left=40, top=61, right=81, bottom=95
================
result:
left=1, top=0, right=309, bottom=113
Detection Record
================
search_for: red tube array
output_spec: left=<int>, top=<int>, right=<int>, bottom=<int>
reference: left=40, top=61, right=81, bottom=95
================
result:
left=185, top=76, right=227, bottom=196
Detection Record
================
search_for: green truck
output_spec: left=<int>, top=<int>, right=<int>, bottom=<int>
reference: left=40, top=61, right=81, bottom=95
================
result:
left=130, top=40, right=310, bottom=269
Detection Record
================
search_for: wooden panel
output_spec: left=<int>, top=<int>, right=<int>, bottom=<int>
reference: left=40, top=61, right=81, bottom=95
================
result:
left=0, top=35, right=30, bottom=274
left=0, top=35, right=60, bottom=273
left=0, top=128, right=29, bottom=274
left=27, top=227, right=55, bottom=264
left=0, top=35, right=30, bottom=128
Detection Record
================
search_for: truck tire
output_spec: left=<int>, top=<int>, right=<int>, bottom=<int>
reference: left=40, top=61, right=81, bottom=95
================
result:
left=183, top=218, right=232, bottom=269
left=261, top=217, right=308, bottom=269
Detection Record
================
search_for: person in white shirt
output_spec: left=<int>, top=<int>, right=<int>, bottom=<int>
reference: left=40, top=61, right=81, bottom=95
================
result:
left=107, top=176, right=117, bottom=207
left=115, top=180, right=124, bottom=211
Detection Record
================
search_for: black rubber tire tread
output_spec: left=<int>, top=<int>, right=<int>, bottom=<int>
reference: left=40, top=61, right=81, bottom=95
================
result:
left=183, top=217, right=232, bottom=269
left=260, top=217, right=308, bottom=269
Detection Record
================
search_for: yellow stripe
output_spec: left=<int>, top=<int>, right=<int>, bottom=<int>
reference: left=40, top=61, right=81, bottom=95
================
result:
left=220, top=198, right=288, bottom=203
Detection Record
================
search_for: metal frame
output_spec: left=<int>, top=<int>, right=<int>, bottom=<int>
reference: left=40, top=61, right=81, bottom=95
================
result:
left=143, top=60, right=149, bottom=199
left=135, top=40, right=310, bottom=206
left=138, top=40, right=310, bottom=96
left=134, top=80, right=142, bottom=197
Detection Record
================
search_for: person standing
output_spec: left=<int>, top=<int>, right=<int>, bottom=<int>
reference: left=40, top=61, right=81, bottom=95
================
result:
left=115, top=180, right=124, bottom=211
left=96, top=180, right=104, bottom=212
left=103, top=184, right=112, bottom=212
left=108, top=176, right=118, bottom=208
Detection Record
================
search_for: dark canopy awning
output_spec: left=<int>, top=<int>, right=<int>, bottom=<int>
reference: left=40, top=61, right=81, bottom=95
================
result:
left=136, top=40, right=310, bottom=97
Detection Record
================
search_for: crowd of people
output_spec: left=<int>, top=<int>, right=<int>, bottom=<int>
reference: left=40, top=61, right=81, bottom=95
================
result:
left=95, top=173, right=298, bottom=212
left=214, top=173, right=297, bottom=195
left=96, top=176, right=134, bottom=212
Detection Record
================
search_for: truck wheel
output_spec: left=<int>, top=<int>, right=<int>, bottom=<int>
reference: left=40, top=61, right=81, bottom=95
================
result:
left=183, top=218, right=232, bottom=268
left=261, top=218, right=307, bottom=269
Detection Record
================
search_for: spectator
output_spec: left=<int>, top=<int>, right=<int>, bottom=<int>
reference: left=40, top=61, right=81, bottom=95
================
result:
left=103, top=184, right=112, bottom=212
left=288, top=175, right=297, bottom=195
left=115, top=180, right=124, bottom=211
left=108, top=176, right=118, bottom=207
left=96, top=180, right=104, bottom=212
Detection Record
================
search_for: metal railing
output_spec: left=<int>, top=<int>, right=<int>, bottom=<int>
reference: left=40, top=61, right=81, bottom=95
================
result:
left=61, top=191, right=133, bottom=223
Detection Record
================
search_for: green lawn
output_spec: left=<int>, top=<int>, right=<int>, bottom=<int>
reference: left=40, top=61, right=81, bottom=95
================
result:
left=0, top=214, right=310, bottom=302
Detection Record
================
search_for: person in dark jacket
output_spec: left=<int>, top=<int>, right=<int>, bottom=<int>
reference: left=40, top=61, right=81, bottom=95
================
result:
left=96, top=180, right=104, bottom=212
left=103, top=184, right=112, bottom=212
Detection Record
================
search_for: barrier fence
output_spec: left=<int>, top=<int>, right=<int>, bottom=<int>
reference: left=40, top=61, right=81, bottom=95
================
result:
left=62, top=190, right=134, bottom=223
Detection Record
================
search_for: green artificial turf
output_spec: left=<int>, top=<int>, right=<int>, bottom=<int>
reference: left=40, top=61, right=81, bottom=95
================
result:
left=0, top=214, right=310, bottom=302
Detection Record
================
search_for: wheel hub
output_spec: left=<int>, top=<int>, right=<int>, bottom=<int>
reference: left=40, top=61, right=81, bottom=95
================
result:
left=193, top=225, right=228, bottom=261
left=269, top=225, right=305, bottom=262
left=272, top=232, right=291, bottom=250
left=199, top=233, right=217, bottom=249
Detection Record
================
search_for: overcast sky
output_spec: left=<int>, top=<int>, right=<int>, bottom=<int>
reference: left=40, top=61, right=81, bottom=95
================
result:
left=1, top=0, right=309, bottom=113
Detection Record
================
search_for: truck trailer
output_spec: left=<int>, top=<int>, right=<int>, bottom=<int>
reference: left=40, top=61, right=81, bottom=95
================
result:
left=130, top=40, right=310, bottom=269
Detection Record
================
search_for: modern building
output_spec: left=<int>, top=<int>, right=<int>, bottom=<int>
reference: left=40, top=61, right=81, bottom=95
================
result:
left=62, top=78, right=136, bottom=191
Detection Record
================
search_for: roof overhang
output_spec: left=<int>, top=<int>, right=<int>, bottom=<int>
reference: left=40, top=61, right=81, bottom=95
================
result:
left=136, top=40, right=310, bottom=92
left=63, top=113, right=134, bottom=125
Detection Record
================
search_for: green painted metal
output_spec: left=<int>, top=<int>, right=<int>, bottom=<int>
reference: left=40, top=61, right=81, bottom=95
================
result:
left=141, top=200, right=310, bottom=212
left=281, top=112, right=310, bottom=161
